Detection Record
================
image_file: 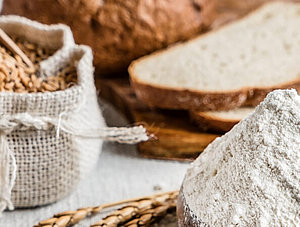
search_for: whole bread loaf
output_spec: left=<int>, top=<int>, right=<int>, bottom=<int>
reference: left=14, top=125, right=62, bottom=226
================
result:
left=2, top=0, right=216, bottom=75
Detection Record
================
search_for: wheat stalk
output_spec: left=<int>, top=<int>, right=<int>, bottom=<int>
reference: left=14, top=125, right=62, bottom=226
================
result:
left=123, top=202, right=176, bottom=227
left=90, top=191, right=178, bottom=227
left=35, top=190, right=178, bottom=227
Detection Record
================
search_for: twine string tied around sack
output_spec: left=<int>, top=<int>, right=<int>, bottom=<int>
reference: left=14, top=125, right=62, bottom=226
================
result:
left=0, top=113, right=149, bottom=215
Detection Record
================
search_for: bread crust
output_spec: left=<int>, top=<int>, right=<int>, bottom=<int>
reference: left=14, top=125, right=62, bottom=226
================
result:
left=2, top=0, right=216, bottom=75
left=188, top=81, right=300, bottom=131
left=189, top=111, right=238, bottom=132
left=130, top=71, right=300, bottom=111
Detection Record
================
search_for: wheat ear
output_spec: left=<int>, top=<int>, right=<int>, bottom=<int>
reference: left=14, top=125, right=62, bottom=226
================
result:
left=90, top=191, right=178, bottom=227
left=35, top=190, right=178, bottom=227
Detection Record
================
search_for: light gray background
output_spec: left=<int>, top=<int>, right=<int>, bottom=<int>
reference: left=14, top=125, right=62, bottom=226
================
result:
left=0, top=100, right=190, bottom=227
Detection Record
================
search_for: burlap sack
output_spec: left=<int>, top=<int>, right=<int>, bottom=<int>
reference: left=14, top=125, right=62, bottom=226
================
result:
left=0, top=16, right=148, bottom=213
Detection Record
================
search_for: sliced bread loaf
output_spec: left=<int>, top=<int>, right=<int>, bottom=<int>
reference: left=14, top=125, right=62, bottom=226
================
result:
left=190, top=107, right=254, bottom=132
left=129, top=1, right=300, bottom=111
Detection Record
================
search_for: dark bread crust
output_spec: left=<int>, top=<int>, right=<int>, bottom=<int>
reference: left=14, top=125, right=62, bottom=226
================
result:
left=2, top=0, right=216, bottom=76
left=130, top=78, right=248, bottom=111
left=130, top=74, right=300, bottom=111
left=189, top=111, right=238, bottom=133
left=188, top=81, right=300, bottom=131
left=189, top=82, right=300, bottom=132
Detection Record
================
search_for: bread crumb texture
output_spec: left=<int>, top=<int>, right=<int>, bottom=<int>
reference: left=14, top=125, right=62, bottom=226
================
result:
left=132, top=2, right=300, bottom=91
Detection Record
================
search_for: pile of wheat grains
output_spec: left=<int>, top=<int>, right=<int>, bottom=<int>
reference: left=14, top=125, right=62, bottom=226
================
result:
left=0, top=37, right=77, bottom=93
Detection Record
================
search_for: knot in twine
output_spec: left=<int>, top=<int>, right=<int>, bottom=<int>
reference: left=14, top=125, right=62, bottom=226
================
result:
left=0, top=113, right=149, bottom=215
left=0, top=113, right=53, bottom=134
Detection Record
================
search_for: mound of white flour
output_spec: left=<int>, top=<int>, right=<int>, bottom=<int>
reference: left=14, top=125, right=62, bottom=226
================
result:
left=183, top=89, right=300, bottom=226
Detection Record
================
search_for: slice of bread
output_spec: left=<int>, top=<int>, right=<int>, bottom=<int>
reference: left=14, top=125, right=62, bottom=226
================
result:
left=190, top=107, right=254, bottom=132
left=129, top=1, right=300, bottom=111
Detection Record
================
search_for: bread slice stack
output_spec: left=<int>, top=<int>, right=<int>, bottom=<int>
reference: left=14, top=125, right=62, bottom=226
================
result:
left=129, top=1, right=300, bottom=132
left=190, top=107, right=254, bottom=132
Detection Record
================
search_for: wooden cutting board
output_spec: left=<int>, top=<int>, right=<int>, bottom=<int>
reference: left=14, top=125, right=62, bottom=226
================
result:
left=96, top=78, right=220, bottom=161
left=94, top=0, right=278, bottom=161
